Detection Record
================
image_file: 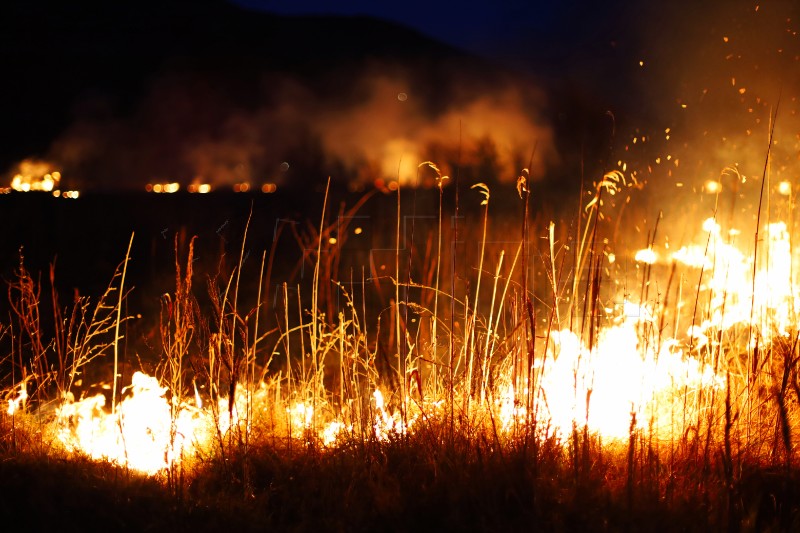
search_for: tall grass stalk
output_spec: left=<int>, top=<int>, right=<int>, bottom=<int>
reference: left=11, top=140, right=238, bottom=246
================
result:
left=311, top=178, right=330, bottom=434
left=395, top=174, right=405, bottom=425
left=467, top=183, right=490, bottom=406
left=746, top=99, right=780, bottom=451
left=111, top=232, right=134, bottom=414
left=427, top=162, right=446, bottom=409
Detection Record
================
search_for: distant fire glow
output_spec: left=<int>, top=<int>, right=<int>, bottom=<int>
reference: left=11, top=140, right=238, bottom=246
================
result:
left=146, top=182, right=180, bottom=193
left=187, top=183, right=212, bottom=193
left=53, top=190, right=80, bottom=199
left=9, top=160, right=62, bottom=192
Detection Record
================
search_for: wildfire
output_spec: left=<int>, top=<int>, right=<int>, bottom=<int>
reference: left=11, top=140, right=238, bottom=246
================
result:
left=7, top=160, right=77, bottom=197
left=535, top=319, right=723, bottom=441
left=634, top=247, right=658, bottom=264
left=146, top=182, right=180, bottom=193
left=671, top=219, right=796, bottom=341
left=11, top=171, right=60, bottom=192
left=55, top=372, right=214, bottom=475
left=187, top=182, right=212, bottom=193
left=5, top=194, right=798, bottom=476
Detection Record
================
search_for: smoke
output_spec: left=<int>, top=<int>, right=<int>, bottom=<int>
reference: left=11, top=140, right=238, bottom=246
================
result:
left=44, top=62, right=556, bottom=192
left=315, top=73, right=555, bottom=186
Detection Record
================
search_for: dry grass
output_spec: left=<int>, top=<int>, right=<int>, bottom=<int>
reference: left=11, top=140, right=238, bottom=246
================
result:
left=2, top=161, right=800, bottom=531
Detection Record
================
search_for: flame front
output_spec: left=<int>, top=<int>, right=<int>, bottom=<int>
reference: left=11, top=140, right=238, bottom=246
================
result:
left=9, top=203, right=795, bottom=475
left=56, top=372, right=213, bottom=475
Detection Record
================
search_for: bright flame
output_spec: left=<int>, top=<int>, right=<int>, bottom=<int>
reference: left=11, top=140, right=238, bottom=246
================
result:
left=537, top=320, right=722, bottom=440
left=13, top=208, right=797, bottom=472
left=56, top=372, right=213, bottom=475
left=188, top=183, right=212, bottom=193
left=672, top=220, right=795, bottom=340
left=635, top=248, right=657, bottom=264
left=147, top=182, right=180, bottom=193
left=10, top=162, right=62, bottom=192
left=6, top=382, right=27, bottom=415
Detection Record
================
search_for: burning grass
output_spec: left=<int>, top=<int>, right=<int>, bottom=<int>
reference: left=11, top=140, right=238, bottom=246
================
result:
left=2, top=161, right=800, bottom=531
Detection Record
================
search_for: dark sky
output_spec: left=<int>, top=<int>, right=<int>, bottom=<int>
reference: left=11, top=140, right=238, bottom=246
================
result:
left=232, top=0, right=562, bottom=62
left=232, top=0, right=596, bottom=66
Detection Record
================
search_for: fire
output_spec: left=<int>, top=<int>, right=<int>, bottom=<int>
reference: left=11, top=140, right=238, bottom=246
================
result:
left=9, top=160, right=61, bottom=192
left=493, top=303, right=722, bottom=441
left=55, top=372, right=214, bottom=475
left=635, top=247, right=657, bottom=264
left=5, top=186, right=798, bottom=476
left=6, top=382, right=27, bottom=415
left=672, top=219, right=796, bottom=341
left=187, top=182, right=212, bottom=193
left=146, top=182, right=180, bottom=193
left=49, top=370, right=420, bottom=474
left=536, top=318, right=723, bottom=441
left=52, top=189, right=80, bottom=199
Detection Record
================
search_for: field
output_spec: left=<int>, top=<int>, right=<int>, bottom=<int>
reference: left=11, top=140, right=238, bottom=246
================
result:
left=1, top=163, right=800, bottom=532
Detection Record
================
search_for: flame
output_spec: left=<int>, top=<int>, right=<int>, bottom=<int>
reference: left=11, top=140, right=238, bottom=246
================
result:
left=187, top=182, right=212, bottom=193
left=146, top=182, right=180, bottom=193
left=6, top=382, right=27, bottom=415
left=635, top=247, right=658, bottom=264
left=9, top=161, right=61, bottom=192
left=672, top=220, right=795, bottom=341
left=7, top=207, right=795, bottom=474
left=55, top=372, right=214, bottom=475
left=537, top=320, right=722, bottom=440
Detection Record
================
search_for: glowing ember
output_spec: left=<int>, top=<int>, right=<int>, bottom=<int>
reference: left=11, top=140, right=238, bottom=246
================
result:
left=704, top=180, right=721, bottom=193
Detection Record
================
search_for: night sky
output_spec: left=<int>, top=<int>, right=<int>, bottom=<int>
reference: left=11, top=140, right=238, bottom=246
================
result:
left=232, top=0, right=563, bottom=62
